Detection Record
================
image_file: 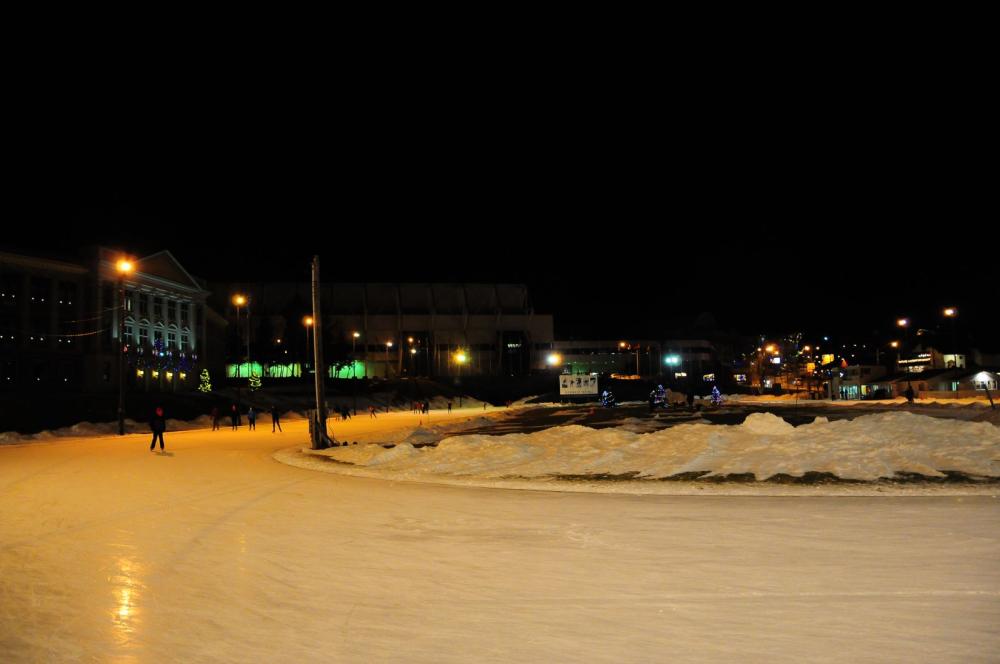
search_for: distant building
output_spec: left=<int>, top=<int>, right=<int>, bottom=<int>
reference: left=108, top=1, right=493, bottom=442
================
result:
left=863, top=369, right=996, bottom=399
left=0, top=248, right=217, bottom=392
left=551, top=339, right=717, bottom=381
left=897, top=347, right=966, bottom=372
left=210, top=283, right=554, bottom=378
left=828, top=365, right=887, bottom=400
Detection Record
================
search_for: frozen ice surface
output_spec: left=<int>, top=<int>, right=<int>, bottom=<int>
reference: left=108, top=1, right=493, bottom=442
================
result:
left=1, top=411, right=998, bottom=662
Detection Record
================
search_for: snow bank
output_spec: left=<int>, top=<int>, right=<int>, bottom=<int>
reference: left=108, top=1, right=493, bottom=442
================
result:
left=314, top=412, right=1000, bottom=482
left=723, top=394, right=996, bottom=407
left=0, top=413, right=305, bottom=445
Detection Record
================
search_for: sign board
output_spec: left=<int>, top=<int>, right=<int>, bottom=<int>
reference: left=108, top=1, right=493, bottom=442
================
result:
left=559, top=374, right=598, bottom=396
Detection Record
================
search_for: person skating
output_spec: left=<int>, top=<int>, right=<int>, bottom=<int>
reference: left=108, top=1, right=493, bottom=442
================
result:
left=904, top=383, right=915, bottom=404
left=211, top=406, right=220, bottom=431
left=271, top=406, right=282, bottom=432
left=231, top=404, right=239, bottom=430
left=248, top=407, right=257, bottom=430
left=150, top=406, right=166, bottom=452
left=447, top=401, right=453, bottom=413
left=368, top=405, right=377, bottom=419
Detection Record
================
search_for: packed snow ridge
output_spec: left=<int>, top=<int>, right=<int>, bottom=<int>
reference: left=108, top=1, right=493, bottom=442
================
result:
left=315, top=412, right=1000, bottom=482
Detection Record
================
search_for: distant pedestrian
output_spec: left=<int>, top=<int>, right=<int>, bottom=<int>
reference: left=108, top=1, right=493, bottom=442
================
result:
left=422, top=401, right=429, bottom=415
left=448, top=401, right=453, bottom=413
left=369, top=405, right=377, bottom=419
left=248, top=407, right=256, bottom=430
left=211, top=406, right=220, bottom=431
left=231, top=404, right=239, bottom=430
left=271, top=407, right=282, bottom=432
left=483, top=402, right=487, bottom=411
left=904, top=383, right=915, bottom=404
left=150, top=406, right=166, bottom=452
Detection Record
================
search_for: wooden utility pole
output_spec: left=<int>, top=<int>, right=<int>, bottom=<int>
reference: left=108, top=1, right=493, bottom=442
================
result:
left=311, top=256, right=330, bottom=449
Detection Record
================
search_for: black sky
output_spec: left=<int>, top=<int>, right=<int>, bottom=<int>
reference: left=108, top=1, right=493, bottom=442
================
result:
left=5, top=58, right=997, bottom=347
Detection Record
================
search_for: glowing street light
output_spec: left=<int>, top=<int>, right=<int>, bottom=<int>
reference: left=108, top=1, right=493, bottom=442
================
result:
left=944, top=307, right=957, bottom=318
left=232, top=294, right=249, bottom=377
left=302, top=316, right=314, bottom=370
left=116, top=258, right=135, bottom=436
left=546, top=353, right=562, bottom=366
left=896, top=318, right=909, bottom=328
left=351, top=332, right=363, bottom=378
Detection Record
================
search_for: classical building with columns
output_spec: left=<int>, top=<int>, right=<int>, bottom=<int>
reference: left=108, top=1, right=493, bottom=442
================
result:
left=0, top=247, right=218, bottom=392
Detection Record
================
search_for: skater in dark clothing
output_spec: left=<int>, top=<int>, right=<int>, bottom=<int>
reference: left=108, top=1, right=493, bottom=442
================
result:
left=211, top=406, right=220, bottom=431
left=368, top=405, right=377, bottom=419
left=448, top=401, right=453, bottom=413
left=248, top=407, right=257, bottom=431
left=904, top=383, right=915, bottom=404
left=150, top=407, right=166, bottom=451
left=231, top=404, right=239, bottom=430
left=271, top=407, right=282, bottom=432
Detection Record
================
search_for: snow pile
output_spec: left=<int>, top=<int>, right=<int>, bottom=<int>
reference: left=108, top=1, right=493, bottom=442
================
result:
left=316, top=412, right=1000, bottom=482
left=724, top=394, right=996, bottom=407
left=0, top=413, right=267, bottom=445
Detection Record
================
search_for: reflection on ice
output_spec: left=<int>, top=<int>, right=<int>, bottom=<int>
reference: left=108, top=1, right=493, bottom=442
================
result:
left=110, top=556, right=143, bottom=649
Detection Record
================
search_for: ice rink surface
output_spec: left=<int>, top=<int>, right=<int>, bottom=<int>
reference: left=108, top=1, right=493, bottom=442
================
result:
left=2, top=411, right=998, bottom=662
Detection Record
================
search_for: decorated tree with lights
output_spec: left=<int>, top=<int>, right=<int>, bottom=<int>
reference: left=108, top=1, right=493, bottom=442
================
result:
left=711, top=385, right=722, bottom=405
left=249, top=371, right=261, bottom=391
left=198, top=369, right=212, bottom=393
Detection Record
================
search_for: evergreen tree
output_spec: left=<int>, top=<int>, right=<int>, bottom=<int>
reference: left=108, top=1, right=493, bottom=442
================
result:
left=198, top=369, right=212, bottom=393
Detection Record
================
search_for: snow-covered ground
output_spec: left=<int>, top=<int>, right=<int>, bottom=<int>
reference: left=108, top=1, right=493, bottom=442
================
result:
left=288, top=412, right=1000, bottom=492
left=1, top=412, right=998, bottom=662
left=720, top=393, right=997, bottom=407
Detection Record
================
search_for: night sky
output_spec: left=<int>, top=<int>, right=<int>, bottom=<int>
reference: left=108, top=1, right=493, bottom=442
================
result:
left=6, top=76, right=996, bottom=348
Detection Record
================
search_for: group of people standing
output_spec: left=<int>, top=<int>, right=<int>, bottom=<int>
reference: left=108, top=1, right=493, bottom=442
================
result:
left=210, top=404, right=283, bottom=432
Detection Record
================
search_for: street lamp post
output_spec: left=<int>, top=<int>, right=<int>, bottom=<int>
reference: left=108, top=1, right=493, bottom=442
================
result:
left=352, top=331, right=360, bottom=378
left=385, top=341, right=393, bottom=378
left=455, top=350, right=467, bottom=407
left=233, top=294, right=247, bottom=423
left=897, top=318, right=909, bottom=350
left=116, top=259, right=134, bottom=435
left=944, top=307, right=958, bottom=367
left=303, top=316, right=314, bottom=376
